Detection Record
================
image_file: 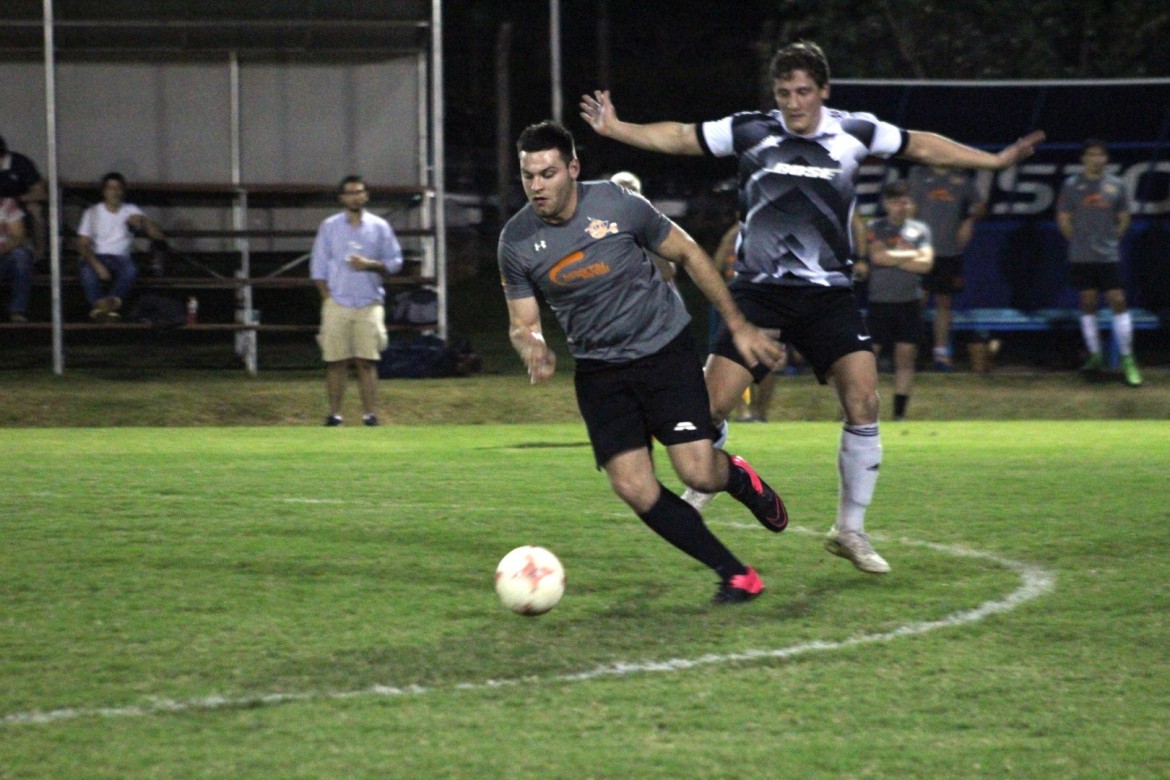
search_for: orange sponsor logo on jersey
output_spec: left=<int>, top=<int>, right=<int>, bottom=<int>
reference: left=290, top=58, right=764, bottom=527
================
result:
left=548, top=250, right=611, bottom=285
left=928, top=187, right=957, bottom=202
left=1082, top=192, right=1111, bottom=209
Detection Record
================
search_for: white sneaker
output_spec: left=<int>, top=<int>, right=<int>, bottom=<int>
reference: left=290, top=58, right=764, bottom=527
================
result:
left=681, top=487, right=716, bottom=512
left=824, top=527, right=890, bottom=574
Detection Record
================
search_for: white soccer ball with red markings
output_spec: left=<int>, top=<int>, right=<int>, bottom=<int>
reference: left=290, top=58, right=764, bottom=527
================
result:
left=495, top=546, right=565, bottom=616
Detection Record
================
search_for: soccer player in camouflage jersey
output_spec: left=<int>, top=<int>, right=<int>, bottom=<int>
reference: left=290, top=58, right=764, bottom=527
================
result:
left=499, top=120, right=786, bottom=604
left=1056, top=139, right=1141, bottom=386
left=581, top=40, right=1044, bottom=574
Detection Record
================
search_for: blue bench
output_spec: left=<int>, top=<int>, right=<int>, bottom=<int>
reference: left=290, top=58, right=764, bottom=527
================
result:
left=927, top=307, right=1163, bottom=367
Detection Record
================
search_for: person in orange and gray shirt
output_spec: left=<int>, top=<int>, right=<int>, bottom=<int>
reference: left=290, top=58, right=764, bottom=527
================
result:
left=906, top=163, right=986, bottom=371
left=1056, top=139, right=1140, bottom=387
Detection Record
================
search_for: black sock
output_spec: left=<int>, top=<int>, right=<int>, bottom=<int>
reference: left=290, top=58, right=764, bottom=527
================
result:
left=894, top=394, right=909, bottom=418
left=722, top=452, right=756, bottom=502
left=637, top=485, right=747, bottom=580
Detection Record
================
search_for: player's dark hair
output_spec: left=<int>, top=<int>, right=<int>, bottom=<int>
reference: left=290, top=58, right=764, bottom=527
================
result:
left=516, top=121, right=577, bottom=165
left=882, top=180, right=911, bottom=199
left=769, top=41, right=830, bottom=87
left=1082, top=138, right=1108, bottom=154
left=100, top=171, right=127, bottom=188
left=338, top=174, right=366, bottom=193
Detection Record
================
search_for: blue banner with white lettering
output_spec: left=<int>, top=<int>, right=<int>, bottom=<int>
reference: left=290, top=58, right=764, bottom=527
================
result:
left=836, top=80, right=1170, bottom=310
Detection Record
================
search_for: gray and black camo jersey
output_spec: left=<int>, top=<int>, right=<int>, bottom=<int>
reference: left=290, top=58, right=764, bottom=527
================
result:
left=498, top=180, right=687, bottom=364
left=699, top=108, right=908, bottom=288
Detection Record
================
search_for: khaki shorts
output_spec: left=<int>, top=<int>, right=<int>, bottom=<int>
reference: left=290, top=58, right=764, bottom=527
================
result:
left=317, top=298, right=388, bottom=362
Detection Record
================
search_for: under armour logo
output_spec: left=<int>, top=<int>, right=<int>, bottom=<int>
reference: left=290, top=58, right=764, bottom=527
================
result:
left=534, top=240, right=547, bottom=251
left=673, top=422, right=697, bottom=432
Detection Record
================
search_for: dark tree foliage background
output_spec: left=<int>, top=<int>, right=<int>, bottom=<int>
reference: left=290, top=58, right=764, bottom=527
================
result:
left=445, top=0, right=1170, bottom=203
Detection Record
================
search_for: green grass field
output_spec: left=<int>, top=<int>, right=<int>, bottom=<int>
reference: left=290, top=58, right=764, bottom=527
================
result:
left=2, top=421, right=1167, bottom=778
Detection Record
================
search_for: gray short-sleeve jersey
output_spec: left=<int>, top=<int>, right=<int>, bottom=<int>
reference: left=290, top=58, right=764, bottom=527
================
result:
left=1057, top=174, right=1129, bottom=264
left=698, top=108, right=908, bottom=289
left=498, top=180, right=685, bottom=363
left=866, top=217, right=932, bottom=303
left=906, top=166, right=982, bottom=257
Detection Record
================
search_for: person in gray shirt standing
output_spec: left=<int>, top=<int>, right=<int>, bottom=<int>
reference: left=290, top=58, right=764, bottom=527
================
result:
left=1057, top=139, right=1141, bottom=386
left=499, top=121, right=786, bottom=604
left=855, top=181, right=934, bottom=421
left=906, top=163, right=986, bottom=371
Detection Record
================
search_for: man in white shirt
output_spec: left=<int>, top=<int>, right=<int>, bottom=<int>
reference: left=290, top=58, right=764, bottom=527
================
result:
left=76, top=172, right=166, bottom=322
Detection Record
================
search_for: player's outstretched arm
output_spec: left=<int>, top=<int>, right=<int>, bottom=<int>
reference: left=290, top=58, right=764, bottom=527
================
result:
left=579, top=90, right=704, bottom=156
left=904, top=129, right=1046, bottom=170
left=506, top=296, right=556, bottom=384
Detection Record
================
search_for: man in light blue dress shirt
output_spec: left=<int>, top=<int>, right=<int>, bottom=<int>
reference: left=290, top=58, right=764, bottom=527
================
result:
left=310, top=175, right=403, bottom=426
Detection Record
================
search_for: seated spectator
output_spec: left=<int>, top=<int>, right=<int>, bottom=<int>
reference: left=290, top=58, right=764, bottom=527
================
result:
left=0, top=195, right=34, bottom=322
left=0, top=133, right=47, bottom=260
left=76, top=172, right=166, bottom=322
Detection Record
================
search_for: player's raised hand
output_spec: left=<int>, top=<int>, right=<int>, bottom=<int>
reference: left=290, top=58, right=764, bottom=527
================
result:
left=579, top=90, right=619, bottom=137
left=997, top=130, right=1047, bottom=168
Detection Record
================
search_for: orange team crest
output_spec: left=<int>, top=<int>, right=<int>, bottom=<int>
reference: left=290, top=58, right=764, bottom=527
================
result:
left=586, top=218, right=619, bottom=239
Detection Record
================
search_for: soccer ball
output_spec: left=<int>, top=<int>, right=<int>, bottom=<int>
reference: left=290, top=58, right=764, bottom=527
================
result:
left=494, top=546, right=565, bottom=616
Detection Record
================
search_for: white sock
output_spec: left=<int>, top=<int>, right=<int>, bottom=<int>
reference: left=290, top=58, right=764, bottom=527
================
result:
left=932, top=346, right=949, bottom=361
left=837, top=424, right=882, bottom=533
left=1080, top=314, right=1101, bottom=355
left=1112, top=311, right=1134, bottom=356
left=712, top=419, right=729, bottom=450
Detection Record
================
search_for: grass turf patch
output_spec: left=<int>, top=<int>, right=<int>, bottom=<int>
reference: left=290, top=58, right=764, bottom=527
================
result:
left=1, top=422, right=1168, bottom=777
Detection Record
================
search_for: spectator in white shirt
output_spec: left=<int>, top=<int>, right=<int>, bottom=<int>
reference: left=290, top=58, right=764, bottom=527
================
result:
left=76, top=172, right=166, bottom=322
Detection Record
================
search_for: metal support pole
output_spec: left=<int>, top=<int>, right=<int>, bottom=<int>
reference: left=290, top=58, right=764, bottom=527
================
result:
left=431, top=0, right=447, bottom=341
left=549, top=0, right=562, bottom=122
left=43, top=0, right=63, bottom=374
left=229, top=51, right=257, bottom=374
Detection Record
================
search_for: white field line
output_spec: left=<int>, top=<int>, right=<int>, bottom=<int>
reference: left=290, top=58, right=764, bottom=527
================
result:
left=1, top=529, right=1054, bottom=727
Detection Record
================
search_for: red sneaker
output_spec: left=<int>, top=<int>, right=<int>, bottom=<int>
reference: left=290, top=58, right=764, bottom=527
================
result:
left=713, top=566, right=765, bottom=604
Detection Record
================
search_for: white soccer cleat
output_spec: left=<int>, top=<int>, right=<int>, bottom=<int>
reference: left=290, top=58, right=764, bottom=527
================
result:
left=681, top=487, right=716, bottom=512
left=824, top=527, right=890, bottom=574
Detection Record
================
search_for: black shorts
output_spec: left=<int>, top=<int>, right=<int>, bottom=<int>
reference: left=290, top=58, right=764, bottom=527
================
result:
left=866, top=300, right=922, bottom=348
left=712, top=282, right=872, bottom=385
left=923, top=255, right=964, bottom=295
left=574, top=328, right=716, bottom=469
left=1069, top=262, right=1123, bottom=292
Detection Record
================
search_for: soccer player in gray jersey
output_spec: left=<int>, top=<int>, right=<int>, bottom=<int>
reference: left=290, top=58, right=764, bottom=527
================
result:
left=907, top=164, right=987, bottom=371
left=858, top=181, right=934, bottom=421
left=581, top=40, right=1044, bottom=574
left=500, top=121, right=786, bottom=604
left=1056, top=139, right=1141, bottom=386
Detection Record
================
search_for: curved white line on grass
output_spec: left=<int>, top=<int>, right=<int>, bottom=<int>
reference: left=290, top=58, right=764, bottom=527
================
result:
left=1, top=532, right=1054, bottom=727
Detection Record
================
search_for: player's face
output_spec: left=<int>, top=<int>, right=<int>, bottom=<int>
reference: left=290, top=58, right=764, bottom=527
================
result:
left=520, top=149, right=580, bottom=224
left=1081, top=146, right=1108, bottom=177
left=772, top=70, right=829, bottom=136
